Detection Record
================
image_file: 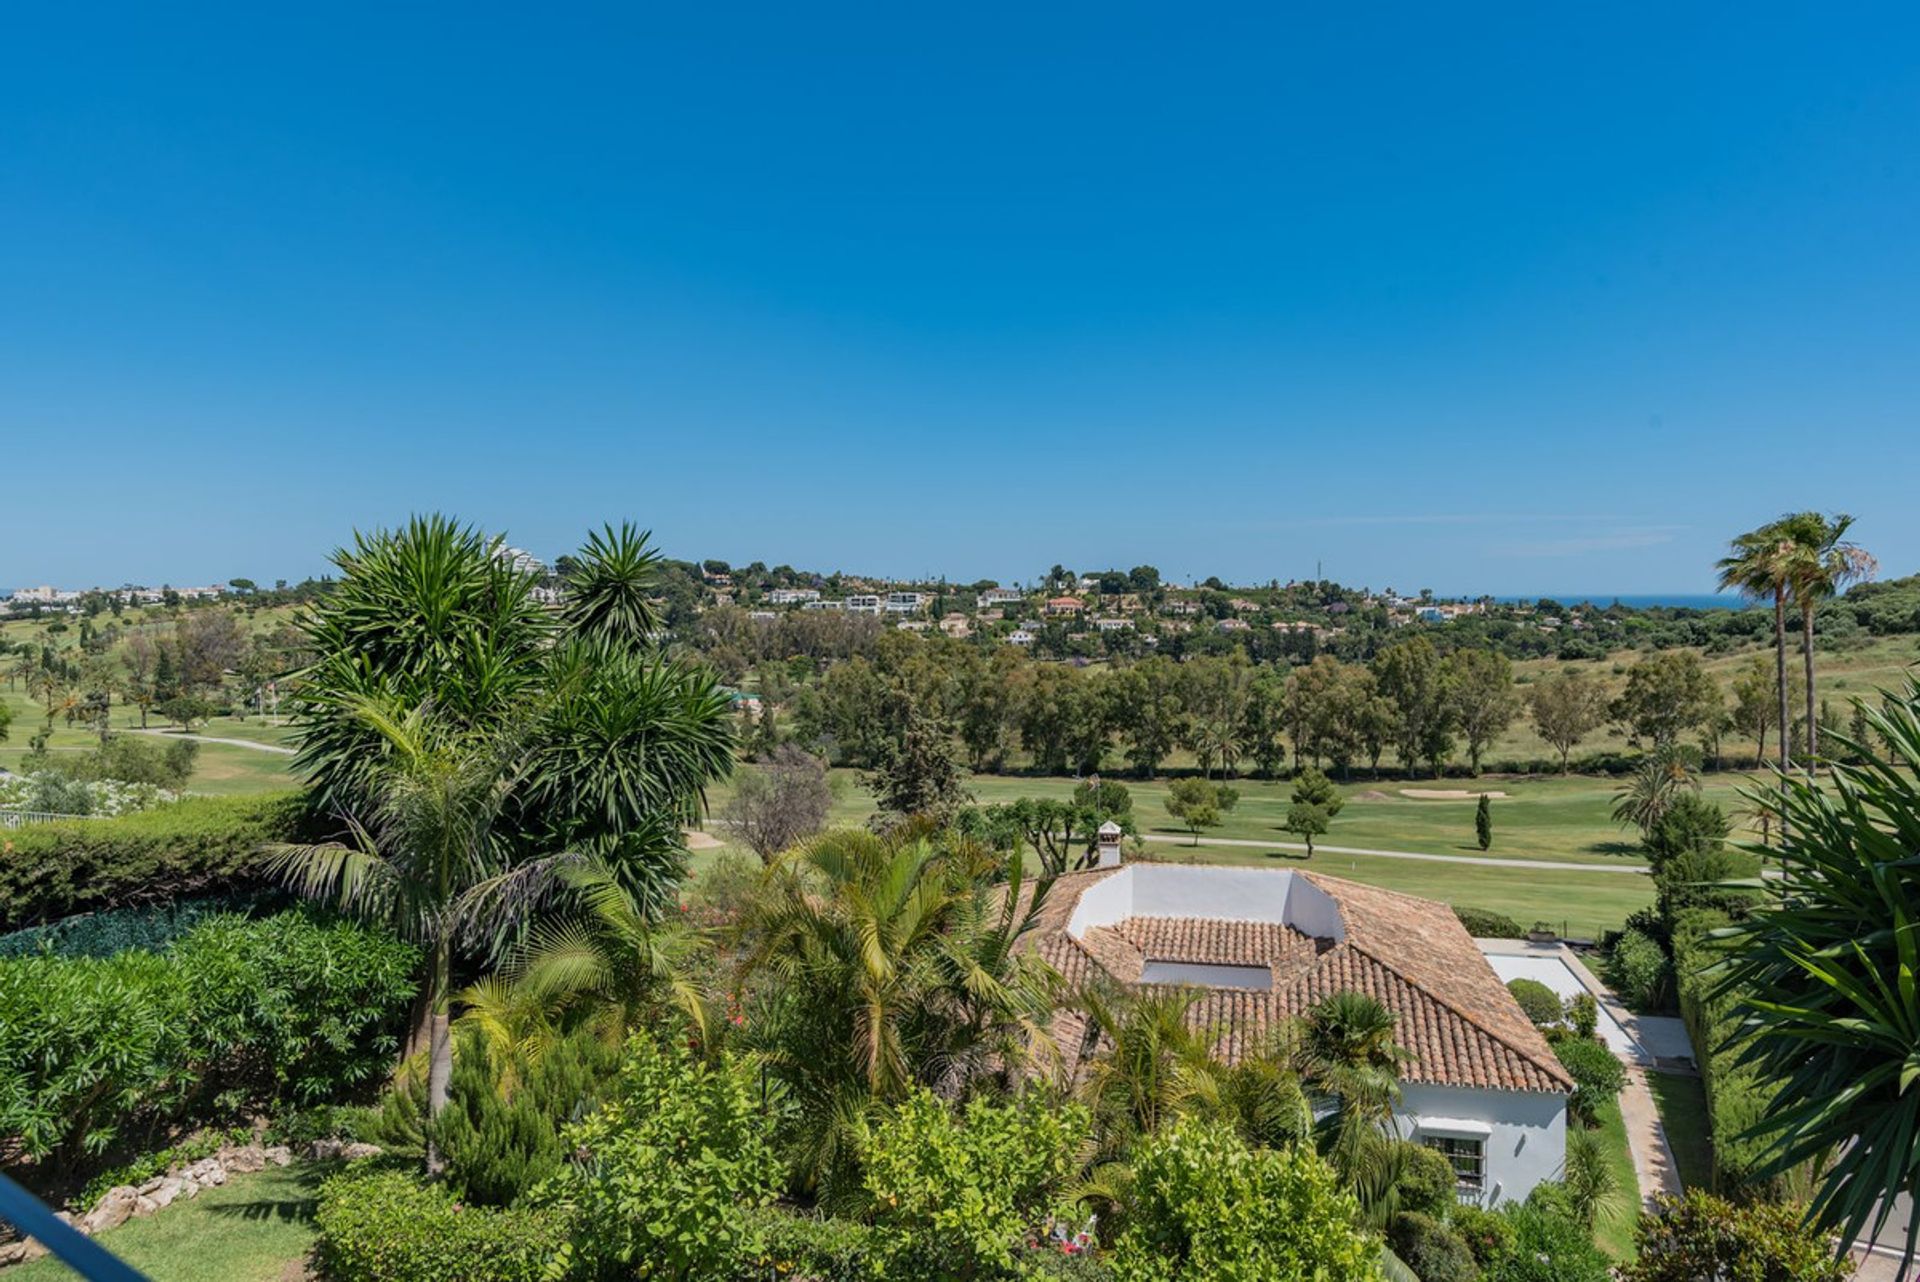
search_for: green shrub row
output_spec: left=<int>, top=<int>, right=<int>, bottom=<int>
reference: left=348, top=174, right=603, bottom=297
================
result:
left=313, top=1167, right=563, bottom=1282
left=0, top=791, right=313, bottom=929
left=0, top=909, right=417, bottom=1172
left=1671, top=908, right=1786, bottom=1196
left=1453, top=906, right=1526, bottom=938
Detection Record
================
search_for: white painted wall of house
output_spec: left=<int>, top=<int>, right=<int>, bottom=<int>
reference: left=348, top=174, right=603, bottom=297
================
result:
left=1063, top=865, right=1345, bottom=943
left=1397, top=1084, right=1568, bottom=1208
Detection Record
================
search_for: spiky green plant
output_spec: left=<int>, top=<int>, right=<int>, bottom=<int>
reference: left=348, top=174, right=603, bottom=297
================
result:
left=1715, top=680, right=1920, bottom=1267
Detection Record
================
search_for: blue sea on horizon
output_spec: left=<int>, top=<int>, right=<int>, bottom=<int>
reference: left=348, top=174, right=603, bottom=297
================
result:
left=1493, top=593, right=1751, bottom=611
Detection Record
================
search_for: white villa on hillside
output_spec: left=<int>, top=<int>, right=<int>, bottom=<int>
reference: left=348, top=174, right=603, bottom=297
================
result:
left=1022, top=860, right=1571, bottom=1206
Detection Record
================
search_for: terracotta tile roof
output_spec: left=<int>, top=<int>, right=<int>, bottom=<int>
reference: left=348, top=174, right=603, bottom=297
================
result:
left=1020, top=865, right=1571, bottom=1095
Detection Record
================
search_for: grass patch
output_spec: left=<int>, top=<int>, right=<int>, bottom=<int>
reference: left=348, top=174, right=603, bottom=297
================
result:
left=1646, top=1071, right=1713, bottom=1192
left=1588, top=1098, right=1641, bottom=1261
left=6, top=1162, right=324, bottom=1282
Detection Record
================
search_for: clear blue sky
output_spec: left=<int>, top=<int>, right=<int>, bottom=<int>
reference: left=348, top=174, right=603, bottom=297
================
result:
left=3, top=4, right=1916, bottom=594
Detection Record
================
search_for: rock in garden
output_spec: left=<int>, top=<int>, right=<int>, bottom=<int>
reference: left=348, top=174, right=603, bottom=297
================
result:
left=80, top=1186, right=141, bottom=1234
left=148, top=1177, right=186, bottom=1210
left=264, top=1145, right=293, bottom=1166
left=184, top=1157, right=227, bottom=1187
left=223, top=1144, right=267, bottom=1173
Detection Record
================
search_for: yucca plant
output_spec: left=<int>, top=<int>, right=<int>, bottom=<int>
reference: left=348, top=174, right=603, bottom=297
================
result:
left=1715, top=680, right=1920, bottom=1268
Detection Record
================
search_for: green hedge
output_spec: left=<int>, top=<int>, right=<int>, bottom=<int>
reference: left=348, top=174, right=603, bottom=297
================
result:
left=1454, top=906, right=1526, bottom=938
left=313, top=1167, right=563, bottom=1282
left=1671, top=908, right=1787, bottom=1196
left=0, top=909, right=417, bottom=1171
left=0, top=792, right=312, bottom=929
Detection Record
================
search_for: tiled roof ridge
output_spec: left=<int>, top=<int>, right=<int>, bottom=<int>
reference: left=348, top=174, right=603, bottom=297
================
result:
left=1341, top=936, right=1572, bottom=1091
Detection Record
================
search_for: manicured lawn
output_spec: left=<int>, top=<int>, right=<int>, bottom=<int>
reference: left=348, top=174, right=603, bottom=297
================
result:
left=0, top=688, right=299, bottom=797
left=1646, top=1071, right=1713, bottom=1192
left=8, top=1163, right=323, bottom=1282
left=1588, top=1098, right=1641, bottom=1261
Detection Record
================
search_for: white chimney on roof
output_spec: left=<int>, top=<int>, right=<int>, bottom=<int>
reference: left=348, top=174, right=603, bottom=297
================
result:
left=1095, top=821, right=1124, bottom=868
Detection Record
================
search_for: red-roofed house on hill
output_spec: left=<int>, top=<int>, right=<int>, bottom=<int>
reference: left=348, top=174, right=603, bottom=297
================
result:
left=1019, top=861, right=1572, bottom=1206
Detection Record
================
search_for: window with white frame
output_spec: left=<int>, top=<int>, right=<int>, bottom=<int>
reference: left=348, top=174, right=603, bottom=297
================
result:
left=1424, top=1135, right=1486, bottom=1194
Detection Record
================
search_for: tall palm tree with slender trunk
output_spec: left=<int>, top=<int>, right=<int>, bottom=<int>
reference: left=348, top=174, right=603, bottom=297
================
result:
left=1718, top=521, right=1799, bottom=819
left=269, top=695, right=534, bottom=1174
left=1777, top=511, right=1877, bottom=776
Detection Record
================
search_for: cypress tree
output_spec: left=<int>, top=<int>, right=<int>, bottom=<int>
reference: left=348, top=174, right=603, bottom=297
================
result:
left=1475, top=794, right=1493, bottom=851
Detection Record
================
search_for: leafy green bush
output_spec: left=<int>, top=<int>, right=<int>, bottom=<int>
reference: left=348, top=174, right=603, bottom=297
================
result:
left=1107, top=1116, right=1377, bottom=1282
left=1566, top=993, right=1598, bottom=1041
left=1482, top=1195, right=1611, bottom=1282
left=431, top=1027, right=621, bottom=1207
left=1551, top=1038, right=1625, bottom=1126
left=547, top=1034, right=781, bottom=1281
left=863, top=1088, right=1090, bottom=1280
left=1623, top=1190, right=1847, bottom=1282
left=0, top=791, right=311, bottom=929
left=0, top=948, right=187, bottom=1162
left=1389, top=1211, right=1479, bottom=1282
left=1391, top=1141, right=1459, bottom=1217
left=1605, top=928, right=1672, bottom=1012
left=0, top=909, right=417, bottom=1170
left=733, top=1209, right=880, bottom=1282
left=1453, top=907, right=1525, bottom=938
left=313, top=1166, right=563, bottom=1282
left=1446, top=1203, right=1514, bottom=1269
left=1505, top=978, right=1564, bottom=1028
left=170, top=911, right=418, bottom=1109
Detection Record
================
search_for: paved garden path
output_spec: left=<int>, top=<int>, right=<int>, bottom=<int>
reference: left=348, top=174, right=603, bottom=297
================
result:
left=1137, top=832, right=1649, bottom=874
left=126, top=728, right=297, bottom=755
left=1621, top=1068, right=1683, bottom=1208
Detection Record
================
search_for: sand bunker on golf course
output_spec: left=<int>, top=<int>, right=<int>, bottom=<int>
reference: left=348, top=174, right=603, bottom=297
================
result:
left=1397, top=788, right=1510, bottom=800
left=683, top=829, right=724, bottom=850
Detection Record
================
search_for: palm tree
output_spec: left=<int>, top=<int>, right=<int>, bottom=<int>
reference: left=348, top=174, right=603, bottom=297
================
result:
left=507, top=844, right=713, bottom=1041
left=269, top=696, right=534, bottom=1173
left=1718, top=520, right=1798, bottom=806
left=735, top=829, right=1058, bottom=1202
left=1777, top=512, right=1877, bottom=775
left=1076, top=985, right=1225, bottom=1159
left=1295, top=992, right=1412, bottom=1186
left=1610, top=745, right=1699, bottom=838
left=1717, top=681, right=1920, bottom=1269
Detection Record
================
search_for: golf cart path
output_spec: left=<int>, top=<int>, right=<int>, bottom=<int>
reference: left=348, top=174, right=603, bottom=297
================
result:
left=125, top=728, right=298, bottom=755
left=1137, top=832, right=1649, bottom=874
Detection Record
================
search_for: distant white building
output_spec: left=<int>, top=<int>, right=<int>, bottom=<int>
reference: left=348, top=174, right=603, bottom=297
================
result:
left=1006, top=629, right=1037, bottom=646
left=846, top=594, right=884, bottom=615
left=495, top=546, right=546, bottom=578
left=977, top=588, right=1025, bottom=609
left=885, top=591, right=927, bottom=614
left=1095, top=617, right=1133, bottom=632
left=768, top=588, right=820, bottom=605
left=803, top=598, right=846, bottom=611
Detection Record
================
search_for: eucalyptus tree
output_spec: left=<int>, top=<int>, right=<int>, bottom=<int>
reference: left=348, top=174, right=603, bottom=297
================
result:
left=1717, top=683, right=1920, bottom=1270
